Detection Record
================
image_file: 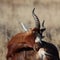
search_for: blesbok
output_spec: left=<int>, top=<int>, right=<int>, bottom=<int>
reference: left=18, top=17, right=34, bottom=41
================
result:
left=6, top=8, right=42, bottom=60
left=6, top=8, right=59, bottom=60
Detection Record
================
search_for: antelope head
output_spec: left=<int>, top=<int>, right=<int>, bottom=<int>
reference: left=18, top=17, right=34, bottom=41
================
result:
left=21, top=8, right=46, bottom=44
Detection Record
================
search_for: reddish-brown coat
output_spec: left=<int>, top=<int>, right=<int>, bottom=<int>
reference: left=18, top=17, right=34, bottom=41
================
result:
left=6, top=28, right=39, bottom=60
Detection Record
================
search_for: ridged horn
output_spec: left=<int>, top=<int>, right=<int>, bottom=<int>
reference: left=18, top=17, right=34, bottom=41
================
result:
left=32, top=8, right=40, bottom=28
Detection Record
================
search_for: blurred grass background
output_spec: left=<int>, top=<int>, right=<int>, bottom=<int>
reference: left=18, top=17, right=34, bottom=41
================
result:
left=0, top=0, right=60, bottom=60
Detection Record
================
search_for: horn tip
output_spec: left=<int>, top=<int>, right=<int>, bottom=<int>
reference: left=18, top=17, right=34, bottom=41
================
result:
left=33, top=8, right=35, bottom=12
left=33, top=8, right=35, bottom=10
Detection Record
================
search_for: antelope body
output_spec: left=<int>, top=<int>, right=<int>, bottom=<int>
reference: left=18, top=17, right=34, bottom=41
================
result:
left=6, top=8, right=59, bottom=60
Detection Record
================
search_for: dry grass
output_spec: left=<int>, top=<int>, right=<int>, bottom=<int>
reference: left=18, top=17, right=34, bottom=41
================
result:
left=0, top=0, right=60, bottom=60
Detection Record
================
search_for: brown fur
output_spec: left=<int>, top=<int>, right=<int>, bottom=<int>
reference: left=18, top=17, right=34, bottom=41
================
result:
left=6, top=28, right=40, bottom=60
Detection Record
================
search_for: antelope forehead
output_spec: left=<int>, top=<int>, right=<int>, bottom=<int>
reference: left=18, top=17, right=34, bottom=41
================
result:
left=36, top=48, right=46, bottom=59
left=38, top=49, right=46, bottom=56
left=37, top=48, right=52, bottom=59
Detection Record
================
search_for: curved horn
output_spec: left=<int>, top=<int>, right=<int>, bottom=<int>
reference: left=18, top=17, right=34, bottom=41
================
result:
left=42, top=20, right=45, bottom=27
left=41, top=20, right=46, bottom=31
left=21, top=22, right=28, bottom=31
left=32, top=8, right=40, bottom=28
left=40, top=20, right=46, bottom=39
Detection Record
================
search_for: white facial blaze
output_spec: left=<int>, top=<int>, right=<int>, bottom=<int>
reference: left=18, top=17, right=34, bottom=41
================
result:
left=37, top=48, right=46, bottom=60
left=36, top=48, right=51, bottom=60
left=35, top=36, right=42, bottom=44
